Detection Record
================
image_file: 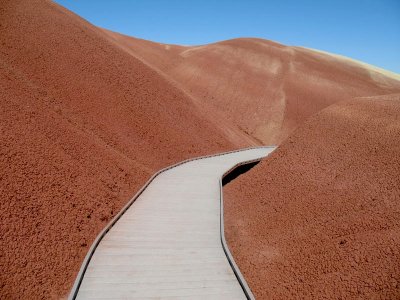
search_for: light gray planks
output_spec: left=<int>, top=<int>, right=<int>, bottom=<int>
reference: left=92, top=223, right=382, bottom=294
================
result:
left=74, top=147, right=274, bottom=299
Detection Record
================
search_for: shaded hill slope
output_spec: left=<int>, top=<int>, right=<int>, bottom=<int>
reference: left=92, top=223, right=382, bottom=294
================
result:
left=104, top=31, right=400, bottom=144
left=224, top=94, right=400, bottom=299
left=0, top=0, right=253, bottom=298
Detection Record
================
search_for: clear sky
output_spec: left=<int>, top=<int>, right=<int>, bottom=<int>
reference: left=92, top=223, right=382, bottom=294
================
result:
left=55, top=0, right=400, bottom=73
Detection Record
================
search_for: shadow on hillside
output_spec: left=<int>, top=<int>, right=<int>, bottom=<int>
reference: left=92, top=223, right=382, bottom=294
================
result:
left=222, top=161, right=260, bottom=186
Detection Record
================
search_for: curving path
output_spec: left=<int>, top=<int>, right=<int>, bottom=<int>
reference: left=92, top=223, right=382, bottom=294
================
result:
left=70, top=147, right=275, bottom=299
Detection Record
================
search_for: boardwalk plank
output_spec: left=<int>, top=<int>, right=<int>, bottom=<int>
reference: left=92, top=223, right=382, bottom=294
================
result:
left=73, top=147, right=274, bottom=299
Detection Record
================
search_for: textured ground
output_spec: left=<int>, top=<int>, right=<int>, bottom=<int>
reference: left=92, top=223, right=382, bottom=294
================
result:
left=225, top=94, right=400, bottom=299
left=104, top=31, right=400, bottom=144
left=2, top=0, right=400, bottom=299
left=0, top=0, right=253, bottom=298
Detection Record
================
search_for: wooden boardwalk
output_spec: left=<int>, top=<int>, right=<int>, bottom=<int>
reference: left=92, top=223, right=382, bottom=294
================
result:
left=71, top=147, right=275, bottom=299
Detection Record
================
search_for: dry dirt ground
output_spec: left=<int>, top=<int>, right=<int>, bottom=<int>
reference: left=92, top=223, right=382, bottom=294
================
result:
left=225, top=94, right=400, bottom=299
left=104, top=30, right=400, bottom=144
left=0, top=0, right=251, bottom=298
left=1, top=0, right=400, bottom=298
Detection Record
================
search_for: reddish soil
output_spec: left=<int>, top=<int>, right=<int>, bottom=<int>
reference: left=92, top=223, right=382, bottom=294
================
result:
left=0, top=0, right=252, bottom=298
left=2, top=1, right=400, bottom=299
left=225, top=94, right=400, bottom=299
left=103, top=31, right=400, bottom=144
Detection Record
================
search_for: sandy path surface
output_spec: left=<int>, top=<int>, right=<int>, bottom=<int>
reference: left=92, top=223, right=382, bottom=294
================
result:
left=224, top=94, right=400, bottom=299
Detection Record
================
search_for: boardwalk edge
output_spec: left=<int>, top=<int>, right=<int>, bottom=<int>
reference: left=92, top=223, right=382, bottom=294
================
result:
left=69, top=145, right=276, bottom=299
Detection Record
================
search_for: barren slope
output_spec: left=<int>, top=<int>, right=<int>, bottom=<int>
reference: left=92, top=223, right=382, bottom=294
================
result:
left=2, top=0, right=400, bottom=298
left=104, top=31, right=400, bottom=144
left=224, top=94, right=400, bottom=299
left=0, top=0, right=253, bottom=298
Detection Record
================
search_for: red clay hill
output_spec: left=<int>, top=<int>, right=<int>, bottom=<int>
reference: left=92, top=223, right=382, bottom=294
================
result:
left=1, top=0, right=400, bottom=299
left=225, top=94, right=400, bottom=299
left=103, top=30, right=400, bottom=144
left=0, top=0, right=253, bottom=298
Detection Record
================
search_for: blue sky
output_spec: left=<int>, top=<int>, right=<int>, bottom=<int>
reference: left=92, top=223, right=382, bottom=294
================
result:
left=55, top=0, right=400, bottom=73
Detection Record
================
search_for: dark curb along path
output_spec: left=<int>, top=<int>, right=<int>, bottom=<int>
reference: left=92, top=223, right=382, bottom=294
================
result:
left=70, top=146, right=276, bottom=299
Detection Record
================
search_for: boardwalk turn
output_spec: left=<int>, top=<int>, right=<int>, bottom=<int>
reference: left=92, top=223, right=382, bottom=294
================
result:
left=71, top=147, right=275, bottom=299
